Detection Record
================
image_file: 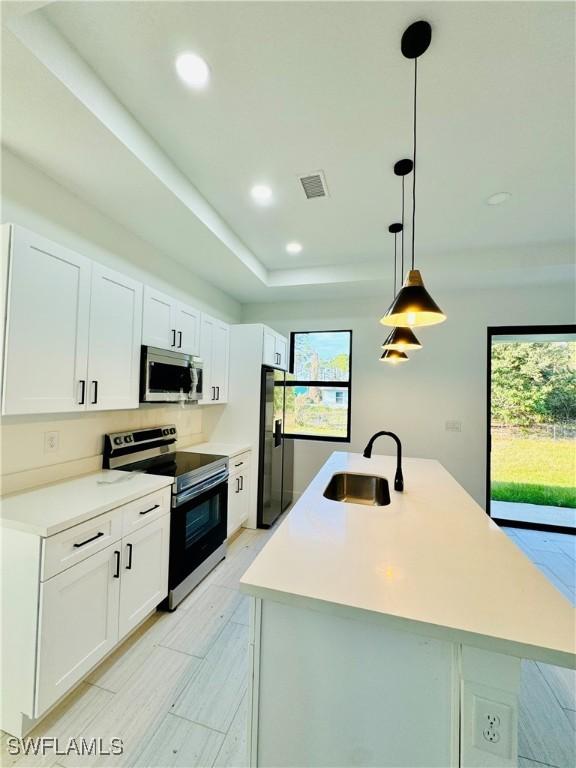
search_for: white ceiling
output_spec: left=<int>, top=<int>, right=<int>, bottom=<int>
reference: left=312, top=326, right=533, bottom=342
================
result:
left=2, top=1, right=574, bottom=303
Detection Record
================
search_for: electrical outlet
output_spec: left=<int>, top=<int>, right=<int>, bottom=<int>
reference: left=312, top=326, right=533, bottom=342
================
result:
left=473, top=695, right=512, bottom=759
left=44, top=431, right=59, bottom=453
left=445, top=419, right=462, bottom=432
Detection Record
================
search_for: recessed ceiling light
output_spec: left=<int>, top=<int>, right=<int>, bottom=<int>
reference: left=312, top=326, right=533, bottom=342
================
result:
left=286, top=242, right=303, bottom=255
left=251, top=184, right=273, bottom=205
left=486, top=192, right=511, bottom=206
left=175, top=52, right=210, bottom=89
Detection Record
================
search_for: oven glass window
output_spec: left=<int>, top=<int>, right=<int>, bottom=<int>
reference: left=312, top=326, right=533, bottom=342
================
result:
left=149, top=361, right=192, bottom=394
left=185, top=496, right=222, bottom=549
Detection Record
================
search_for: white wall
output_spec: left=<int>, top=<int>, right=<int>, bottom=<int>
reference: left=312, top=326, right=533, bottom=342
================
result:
left=1, top=148, right=238, bottom=493
left=242, top=281, right=575, bottom=507
left=1, top=149, right=241, bottom=323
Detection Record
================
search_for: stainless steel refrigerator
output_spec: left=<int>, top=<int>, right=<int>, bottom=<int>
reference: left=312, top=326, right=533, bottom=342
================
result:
left=257, top=366, right=294, bottom=528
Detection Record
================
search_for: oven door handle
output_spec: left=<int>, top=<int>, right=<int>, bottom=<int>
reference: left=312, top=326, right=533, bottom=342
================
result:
left=174, top=470, right=229, bottom=506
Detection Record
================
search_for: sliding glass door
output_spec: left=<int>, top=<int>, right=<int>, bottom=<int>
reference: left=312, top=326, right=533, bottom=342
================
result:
left=487, top=325, right=576, bottom=532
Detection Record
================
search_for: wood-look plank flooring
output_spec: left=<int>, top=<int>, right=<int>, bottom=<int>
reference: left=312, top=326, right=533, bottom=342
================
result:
left=1, top=523, right=573, bottom=768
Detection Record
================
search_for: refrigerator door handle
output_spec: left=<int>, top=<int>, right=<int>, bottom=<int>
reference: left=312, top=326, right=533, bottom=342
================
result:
left=274, top=419, right=282, bottom=447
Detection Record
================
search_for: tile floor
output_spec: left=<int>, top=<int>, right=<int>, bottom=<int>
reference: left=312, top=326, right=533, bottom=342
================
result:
left=1, top=524, right=574, bottom=768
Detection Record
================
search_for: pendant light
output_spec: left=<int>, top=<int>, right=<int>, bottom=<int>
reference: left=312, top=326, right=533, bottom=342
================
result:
left=380, top=21, right=446, bottom=328
left=380, top=222, right=411, bottom=364
left=382, top=160, right=422, bottom=352
left=380, top=349, right=409, bottom=364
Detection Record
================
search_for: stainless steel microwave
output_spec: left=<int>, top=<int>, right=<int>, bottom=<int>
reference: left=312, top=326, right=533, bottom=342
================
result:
left=140, top=346, right=203, bottom=403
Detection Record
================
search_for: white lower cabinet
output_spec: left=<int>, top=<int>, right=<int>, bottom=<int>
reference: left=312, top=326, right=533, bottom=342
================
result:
left=0, top=487, right=171, bottom=735
left=35, top=545, right=121, bottom=715
left=227, top=452, right=251, bottom=536
left=118, top=514, right=170, bottom=639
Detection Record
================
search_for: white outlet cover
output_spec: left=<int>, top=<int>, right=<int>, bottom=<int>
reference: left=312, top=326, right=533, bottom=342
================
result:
left=44, top=431, right=59, bottom=453
left=473, top=695, right=513, bottom=759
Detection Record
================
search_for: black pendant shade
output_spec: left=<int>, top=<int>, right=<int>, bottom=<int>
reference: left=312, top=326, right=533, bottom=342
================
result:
left=380, top=349, right=409, bottom=364
left=380, top=269, right=446, bottom=327
left=380, top=21, right=446, bottom=330
left=381, top=326, right=422, bottom=351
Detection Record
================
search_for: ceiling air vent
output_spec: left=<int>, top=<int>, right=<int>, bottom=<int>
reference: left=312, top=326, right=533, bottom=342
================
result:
left=298, top=170, right=329, bottom=199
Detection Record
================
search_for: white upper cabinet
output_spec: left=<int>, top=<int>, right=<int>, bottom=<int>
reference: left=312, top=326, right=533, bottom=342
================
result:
left=175, top=303, right=201, bottom=356
left=86, top=264, right=142, bottom=411
left=262, top=326, right=288, bottom=370
left=200, top=314, right=230, bottom=404
left=142, top=287, right=200, bottom=356
left=2, top=226, right=91, bottom=415
left=142, top=287, right=174, bottom=350
left=275, top=335, right=288, bottom=370
left=1, top=225, right=142, bottom=416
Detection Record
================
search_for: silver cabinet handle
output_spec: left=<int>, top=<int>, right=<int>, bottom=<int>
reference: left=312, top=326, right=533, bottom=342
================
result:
left=235, top=461, right=243, bottom=467
left=171, top=329, right=176, bottom=347
left=125, top=542, right=133, bottom=570
left=235, top=477, right=240, bottom=493
left=78, top=379, right=86, bottom=405
left=239, top=475, right=244, bottom=491
left=91, top=380, right=98, bottom=405
left=216, top=386, right=220, bottom=400
left=178, top=331, right=182, bottom=349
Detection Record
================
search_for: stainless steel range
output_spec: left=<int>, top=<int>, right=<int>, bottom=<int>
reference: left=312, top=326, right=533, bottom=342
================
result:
left=103, top=424, right=228, bottom=609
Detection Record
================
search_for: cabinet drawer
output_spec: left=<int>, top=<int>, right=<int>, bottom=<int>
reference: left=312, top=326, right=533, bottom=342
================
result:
left=230, top=451, right=251, bottom=477
left=121, top=487, right=171, bottom=537
left=41, top=511, right=122, bottom=581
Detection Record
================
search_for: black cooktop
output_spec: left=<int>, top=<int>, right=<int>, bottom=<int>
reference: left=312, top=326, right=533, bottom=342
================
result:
left=123, top=451, right=226, bottom=479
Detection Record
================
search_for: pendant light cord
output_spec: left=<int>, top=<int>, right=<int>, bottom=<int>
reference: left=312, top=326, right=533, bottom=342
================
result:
left=393, top=233, right=397, bottom=296
left=401, top=176, right=405, bottom=280
left=412, top=56, right=418, bottom=271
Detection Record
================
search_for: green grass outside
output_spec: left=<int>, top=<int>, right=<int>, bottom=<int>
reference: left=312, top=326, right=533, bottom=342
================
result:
left=491, top=436, right=576, bottom=508
left=491, top=482, right=576, bottom=508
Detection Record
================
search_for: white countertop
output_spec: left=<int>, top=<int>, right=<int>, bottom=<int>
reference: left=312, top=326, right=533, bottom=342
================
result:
left=183, top=441, right=252, bottom=459
left=0, top=471, right=173, bottom=537
left=240, top=452, right=576, bottom=668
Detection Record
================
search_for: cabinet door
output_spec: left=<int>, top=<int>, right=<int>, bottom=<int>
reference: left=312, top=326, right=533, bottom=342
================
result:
left=118, top=515, right=169, bottom=640
left=227, top=474, right=243, bottom=537
left=175, top=302, right=200, bottom=356
left=227, top=469, right=250, bottom=536
left=263, top=328, right=276, bottom=367
left=86, top=264, right=142, bottom=411
left=35, top=545, right=120, bottom=716
left=200, top=314, right=215, bottom=403
left=212, top=320, right=230, bottom=403
left=2, top=226, right=90, bottom=415
left=275, top=335, right=288, bottom=371
left=142, top=286, right=176, bottom=350
left=238, top=470, right=250, bottom=526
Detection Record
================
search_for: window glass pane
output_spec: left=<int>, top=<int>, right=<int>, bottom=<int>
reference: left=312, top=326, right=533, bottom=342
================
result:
left=284, top=386, right=349, bottom=439
left=293, top=332, right=350, bottom=382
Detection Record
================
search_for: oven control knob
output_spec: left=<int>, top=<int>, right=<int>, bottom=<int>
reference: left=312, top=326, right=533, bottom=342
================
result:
left=163, top=429, right=170, bottom=435
left=113, top=437, right=122, bottom=446
left=170, top=428, right=176, bottom=434
left=125, top=436, right=133, bottom=443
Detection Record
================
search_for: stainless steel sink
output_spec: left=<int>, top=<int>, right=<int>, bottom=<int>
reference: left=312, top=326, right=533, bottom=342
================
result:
left=323, top=472, right=391, bottom=506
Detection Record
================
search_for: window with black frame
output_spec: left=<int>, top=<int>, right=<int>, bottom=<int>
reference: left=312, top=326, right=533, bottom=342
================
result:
left=282, top=330, right=352, bottom=442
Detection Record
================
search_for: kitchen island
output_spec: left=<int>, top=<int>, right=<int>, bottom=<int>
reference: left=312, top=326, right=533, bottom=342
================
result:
left=240, top=452, right=575, bottom=768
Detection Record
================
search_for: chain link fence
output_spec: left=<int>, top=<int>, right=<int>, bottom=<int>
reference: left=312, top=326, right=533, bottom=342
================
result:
left=491, top=423, right=576, bottom=440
